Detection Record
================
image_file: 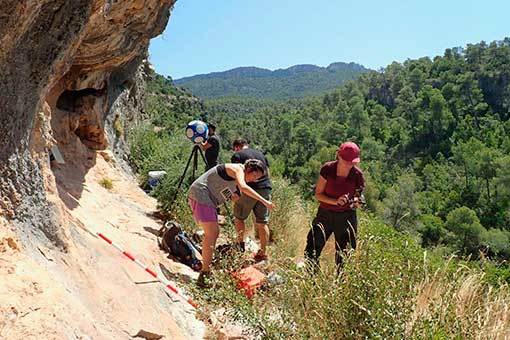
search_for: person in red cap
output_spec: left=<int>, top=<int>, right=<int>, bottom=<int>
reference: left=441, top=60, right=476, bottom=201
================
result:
left=304, top=141, right=365, bottom=270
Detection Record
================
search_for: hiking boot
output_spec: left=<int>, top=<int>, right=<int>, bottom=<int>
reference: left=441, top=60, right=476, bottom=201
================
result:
left=197, top=271, right=213, bottom=288
left=253, top=250, right=268, bottom=262
left=236, top=241, right=245, bottom=253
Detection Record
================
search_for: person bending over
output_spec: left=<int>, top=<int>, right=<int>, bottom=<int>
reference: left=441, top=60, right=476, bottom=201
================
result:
left=187, top=159, right=275, bottom=287
left=231, top=138, right=272, bottom=261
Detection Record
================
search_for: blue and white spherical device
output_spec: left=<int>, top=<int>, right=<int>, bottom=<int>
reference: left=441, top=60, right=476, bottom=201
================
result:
left=185, top=120, right=208, bottom=143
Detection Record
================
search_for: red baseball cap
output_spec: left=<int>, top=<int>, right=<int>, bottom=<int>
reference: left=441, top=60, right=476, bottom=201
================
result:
left=338, top=142, right=360, bottom=163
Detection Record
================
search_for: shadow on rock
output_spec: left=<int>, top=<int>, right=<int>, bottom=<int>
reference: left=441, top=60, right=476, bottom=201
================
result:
left=159, top=262, right=193, bottom=284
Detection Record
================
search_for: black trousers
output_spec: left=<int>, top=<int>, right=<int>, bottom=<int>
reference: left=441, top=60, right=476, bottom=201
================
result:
left=304, top=207, right=357, bottom=267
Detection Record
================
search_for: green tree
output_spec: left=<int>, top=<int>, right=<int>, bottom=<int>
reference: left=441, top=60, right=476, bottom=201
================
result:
left=419, top=214, right=446, bottom=247
left=416, top=85, right=454, bottom=153
left=366, top=100, right=389, bottom=142
left=495, top=156, right=510, bottom=199
left=451, top=138, right=485, bottom=192
left=482, top=228, right=510, bottom=259
left=347, top=96, right=370, bottom=140
left=394, top=85, right=419, bottom=141
left=382, top=173, right=421, bottom=232
left=445, top=206, right=485, bottom=256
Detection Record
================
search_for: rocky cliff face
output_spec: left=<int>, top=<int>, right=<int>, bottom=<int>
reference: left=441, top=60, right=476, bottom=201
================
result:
left=0, top=2, right=210, bottom=339
left=0, top=0, right=174, bottom=248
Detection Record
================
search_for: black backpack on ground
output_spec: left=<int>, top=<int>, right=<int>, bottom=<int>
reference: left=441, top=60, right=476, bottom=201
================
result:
left=158, top=221, right=202, bottom=272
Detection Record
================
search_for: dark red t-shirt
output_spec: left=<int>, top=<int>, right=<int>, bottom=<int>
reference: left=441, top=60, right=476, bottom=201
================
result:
left=319, top=161, right=365, bottom=212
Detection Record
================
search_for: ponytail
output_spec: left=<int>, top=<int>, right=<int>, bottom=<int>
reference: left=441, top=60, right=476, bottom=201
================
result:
left=244, top=159, right=265, bottom=174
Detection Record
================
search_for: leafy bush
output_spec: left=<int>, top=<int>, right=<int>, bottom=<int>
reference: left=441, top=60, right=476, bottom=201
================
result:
left=419, top=214, right=447, bottom=247
left=129, top=123, right=205, bottom=219
left=445, top=206, right=486, bottom=256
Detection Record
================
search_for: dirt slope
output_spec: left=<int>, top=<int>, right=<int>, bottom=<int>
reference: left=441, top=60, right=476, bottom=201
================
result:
left=0, top=142, right=205, bottom=340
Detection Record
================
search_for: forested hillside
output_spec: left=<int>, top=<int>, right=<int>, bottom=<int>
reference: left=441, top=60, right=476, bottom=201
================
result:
left=129, top=39, right=510, bottom=338
left=204, top=38, right=510, bottom=261
left=134, top=38, right=510, bottom=263
left=174, top=62, right=368, bottom=99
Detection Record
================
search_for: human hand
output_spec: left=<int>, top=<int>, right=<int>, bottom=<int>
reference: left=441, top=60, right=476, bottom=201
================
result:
left=232, top=193, right=240, bottom=202
left=336, top=194, right=349, bottom=206
left=265, top=201, right=275, bottom=211
left=352, top=197, right=362, bottom=209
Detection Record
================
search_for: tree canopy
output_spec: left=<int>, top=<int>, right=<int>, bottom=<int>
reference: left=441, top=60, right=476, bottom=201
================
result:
left=202, top=38, right=510, bottom=260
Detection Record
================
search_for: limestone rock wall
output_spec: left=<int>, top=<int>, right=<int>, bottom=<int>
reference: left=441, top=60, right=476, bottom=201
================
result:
left=0, top=0, right=175, bottom=248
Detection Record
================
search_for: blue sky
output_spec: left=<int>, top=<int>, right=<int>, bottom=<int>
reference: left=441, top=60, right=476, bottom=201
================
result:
left=149, top=0, right=510, bottom=80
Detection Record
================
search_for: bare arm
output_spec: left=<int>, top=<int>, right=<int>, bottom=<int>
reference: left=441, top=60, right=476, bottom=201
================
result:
left=225, top=164, right=275, bottom=210
left=315, top=176, right=348, bottom=206
left=200, top=141, right=212, bottom=150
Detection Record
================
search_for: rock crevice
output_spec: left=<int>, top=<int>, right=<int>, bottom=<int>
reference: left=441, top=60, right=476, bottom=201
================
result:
left=0, top=0, right=174, bottom=248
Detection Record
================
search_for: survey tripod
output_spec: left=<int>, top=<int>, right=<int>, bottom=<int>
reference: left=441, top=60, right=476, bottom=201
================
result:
left=169, top=144, right=208, bottom=209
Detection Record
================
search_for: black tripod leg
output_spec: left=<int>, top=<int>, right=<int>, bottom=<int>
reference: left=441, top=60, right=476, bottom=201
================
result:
left=192, top=145, right=199, bottom=181
left=197, top=146, right=209, bottom=168
left=167, top=144, right=209, bottom=213
left=169, top=146, right=195, bottom=208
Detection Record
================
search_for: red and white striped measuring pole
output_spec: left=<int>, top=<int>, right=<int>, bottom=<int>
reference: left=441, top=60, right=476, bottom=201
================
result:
left=97, top=232, right=197, bottom=309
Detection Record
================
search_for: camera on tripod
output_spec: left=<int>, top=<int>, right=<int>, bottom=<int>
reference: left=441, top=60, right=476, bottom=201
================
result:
left=167, top=120, right=210, bottom=211
left=185, top=120, right=209, bottom=144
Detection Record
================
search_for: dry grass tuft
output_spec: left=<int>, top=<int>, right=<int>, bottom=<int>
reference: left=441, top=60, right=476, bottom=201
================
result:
left=407, top=263, right=510, bottom=339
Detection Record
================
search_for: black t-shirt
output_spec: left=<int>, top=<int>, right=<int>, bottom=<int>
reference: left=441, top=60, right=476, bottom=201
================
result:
left=231, top=148, right=272, bottom=189
left=205, top=134, right=220, bottom=167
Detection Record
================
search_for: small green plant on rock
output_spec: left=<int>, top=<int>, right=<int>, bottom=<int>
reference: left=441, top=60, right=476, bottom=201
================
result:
left=99, top=178, right=113, bottom=190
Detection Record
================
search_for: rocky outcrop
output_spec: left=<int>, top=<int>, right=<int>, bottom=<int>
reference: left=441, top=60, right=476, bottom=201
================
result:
left=0, top=0, right=174, bottom=248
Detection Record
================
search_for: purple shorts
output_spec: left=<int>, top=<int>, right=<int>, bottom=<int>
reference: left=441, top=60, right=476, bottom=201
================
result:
left=188, top=198, right=218, bottom=223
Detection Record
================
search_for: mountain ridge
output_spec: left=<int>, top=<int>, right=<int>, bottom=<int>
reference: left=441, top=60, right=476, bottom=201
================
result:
left=174, top=61, right=369, bottom=99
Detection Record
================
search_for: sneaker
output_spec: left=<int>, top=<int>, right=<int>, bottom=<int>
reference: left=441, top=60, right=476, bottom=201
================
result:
left=253, top=250, right=268, bottom=262
left=236, top=242, right=246, bottom=253
left=197, top=271, right=213, bottom=288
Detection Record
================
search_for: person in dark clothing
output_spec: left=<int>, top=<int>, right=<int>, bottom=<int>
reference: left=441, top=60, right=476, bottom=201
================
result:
left=231, top=138, right=272, bottom=261
left=201, top=123, right=221, bottom=171
left=304, top=141, right=365, bottom=270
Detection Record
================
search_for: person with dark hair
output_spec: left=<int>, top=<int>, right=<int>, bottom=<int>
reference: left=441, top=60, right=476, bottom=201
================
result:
left=200, top=123, right=221, bottom=171
left=231, top=138, right=272, bottom=261
left=304, top=142, right=365, bottom=270
left=187, top=159, right=275, bottom=287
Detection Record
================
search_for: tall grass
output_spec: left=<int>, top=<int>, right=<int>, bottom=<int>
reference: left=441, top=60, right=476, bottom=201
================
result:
left=407, top=265, right=510, bottom=339
left=266, top=178, right=311, bottom=258
left=130, top=123, right=510, bottom=339
left=188, top=184, right=510, bottom=340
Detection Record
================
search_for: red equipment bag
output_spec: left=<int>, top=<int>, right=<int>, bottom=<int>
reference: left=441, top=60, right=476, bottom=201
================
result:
left=233, top=265, right=266, bottom=299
